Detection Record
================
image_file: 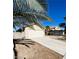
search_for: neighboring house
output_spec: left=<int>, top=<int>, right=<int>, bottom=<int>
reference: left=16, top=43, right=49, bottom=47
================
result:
left=48, top=30, right=64, bottom=36
left=45, top=26, right=64, bottom=35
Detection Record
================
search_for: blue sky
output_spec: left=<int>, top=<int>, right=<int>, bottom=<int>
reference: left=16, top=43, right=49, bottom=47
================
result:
left=42, top=0, right=66, bottom=27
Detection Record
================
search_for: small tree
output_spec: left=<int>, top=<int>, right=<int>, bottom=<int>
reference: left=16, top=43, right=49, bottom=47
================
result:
left=45, top=26, right=50, bottom=35
left=59, top=16, right=66, bottom=34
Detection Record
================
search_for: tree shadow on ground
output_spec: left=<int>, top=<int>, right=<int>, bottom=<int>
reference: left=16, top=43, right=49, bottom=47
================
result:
left=13, top=39, right=35, bottom=59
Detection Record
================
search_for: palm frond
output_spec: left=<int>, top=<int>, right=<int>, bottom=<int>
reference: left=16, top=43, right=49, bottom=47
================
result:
left=13, top=0, right=52, bottom=31
left=13, top=11, right=51, bottom=21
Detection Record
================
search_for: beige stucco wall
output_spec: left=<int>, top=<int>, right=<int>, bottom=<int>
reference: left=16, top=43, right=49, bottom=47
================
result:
left=24, top=29, right=45, bottom=39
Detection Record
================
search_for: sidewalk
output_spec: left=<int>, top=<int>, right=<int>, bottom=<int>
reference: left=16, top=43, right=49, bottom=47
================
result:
left=31, top=36, right=66, bottom=56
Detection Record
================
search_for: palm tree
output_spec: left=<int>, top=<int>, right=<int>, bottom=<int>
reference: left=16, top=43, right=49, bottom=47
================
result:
left=13, top=0, right=51, bottom=31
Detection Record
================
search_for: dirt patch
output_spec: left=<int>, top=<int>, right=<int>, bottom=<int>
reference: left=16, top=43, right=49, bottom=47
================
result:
left=14, top=40, right=63, bottom=59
